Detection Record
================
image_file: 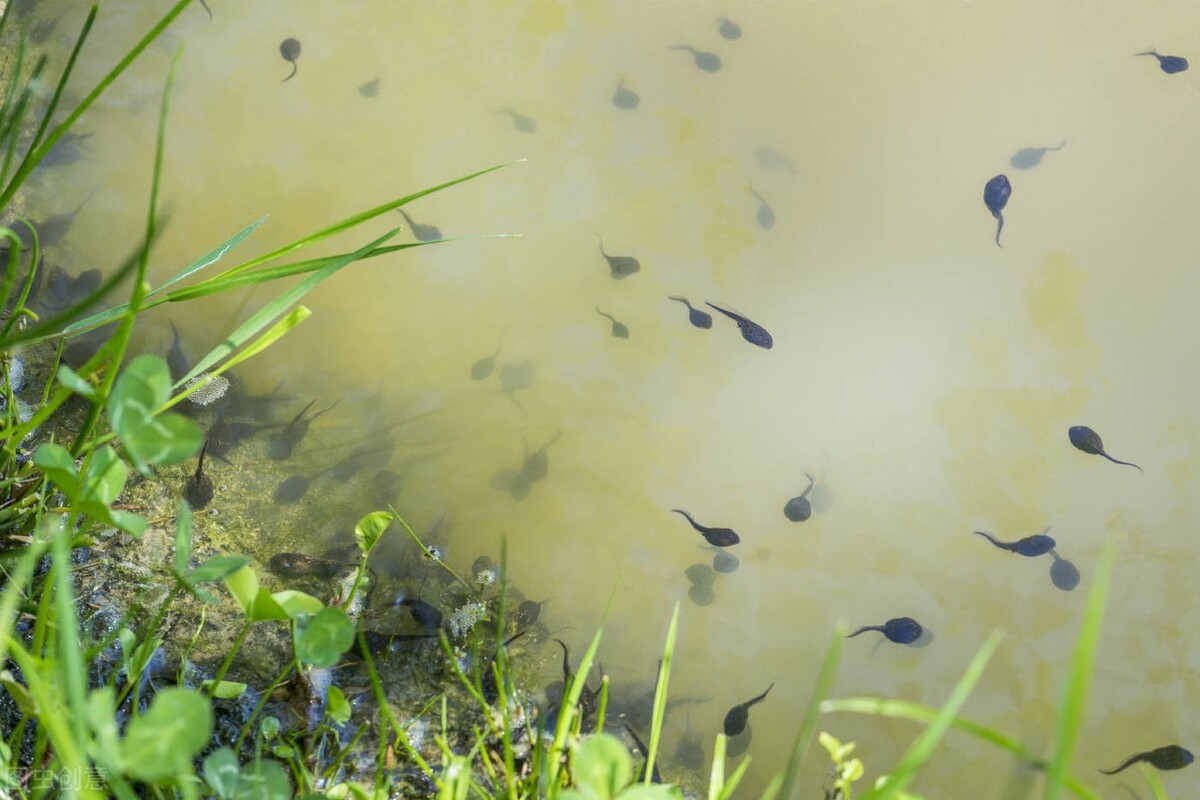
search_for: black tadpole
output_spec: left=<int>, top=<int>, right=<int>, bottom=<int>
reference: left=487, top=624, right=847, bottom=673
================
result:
left=723, top=683, right=773, bottom=736
left=1068, top=425, right=1142, bottom=471
left=983, top=174, right=1011, bottom=247
left=280, top=38, right=301, bottom=82
left=183, top=440, right=214, bottom=510
left=848, top=616, right=923, bottom=644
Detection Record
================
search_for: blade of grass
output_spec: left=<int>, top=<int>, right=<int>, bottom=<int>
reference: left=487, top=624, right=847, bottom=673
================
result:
left=821, top=698, right=1102, bottom=800
left=0, top=0, right=195, bottom=209
left=547, top=586, right=617, bottom=791
left=1139, top=762, right=1168, bottom=800
left=221, top=161, right=520, bottom=279
left=1045, top=541, right=1116, bottom=800
left=778, top=621, right=846, bottom=799
left=643, top=602, right=679, bottom=785
left=69, top=45, right=182, bottom=454
left=60, top=215, right=268, bottom=337
left=165, top=304, right=310, bottom=403
left=173, top=227, right=399, bottom=388
left=707, top=733, right=727, bottom=800
left=858, top=629, right=1005, bottom=799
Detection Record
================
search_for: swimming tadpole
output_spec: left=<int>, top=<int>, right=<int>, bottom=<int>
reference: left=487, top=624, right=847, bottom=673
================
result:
left=1010, top=141, right=1066, bottom=170
left=522, top=430, right=561, bottom=482
left=754, top=145, right=798, bottom=174
left=624, top=725, right=662, bottom=783
left=554, top=638, right=599, bottom=720
left=783, top=472, right=816, bottom=522
left=279, top=38, right=301, bottom=82
left=166, top=321, right=189, bottom=384
left=672, top=509, right=740, bottom=547
left=1068, top=425, right=1142, bottom=471
left=33, top=190, right=96, bottom=250
left=717, top=16, right=742, bottom=40
left=198, top=0, right=212, bottom=21
left=266, top=398, right=341, bottom=460
left=595, top=308, right=630, bottom=339
left=392, top=596, right=443, bottom=629
left=669, top=44, right=722, bottom=73
left=182, top=440, right=214, bottom=510
left=470, top=339, right=502, bottom=380
left=613, top=77, right=640, bottom=110
left=514, top=598, right=549, bottom=627
left=596, top=234, right=641, bottom=278
left=494, top=108, right=537, bottom=133
left=973, top=529, right=1056, bottom=557
left=983, top=174, right=1012, bottom=248
left=207, top=414, right=282, bottom=458
left=397, top=208, right=442, bottom=242
left=1100, top=745, right=1193, bottom=775
left=668, top=296, right=713, bottom=329
left=358, top=78, right=380, bottom=98
left=750, top=187, right=775, bottom=230
left=848, top=616, right=923, bottom=645
left=723, top=683, right=773, bottom=736
left=499, top=360, right=535, bottom=413
left=1134, top=50, right=1189, bottom=74
left=1049, top=549, right=1080, bottom=591
left=705, top=301, right=773, bottom=349
left=268, top=552, right=345, bottom=579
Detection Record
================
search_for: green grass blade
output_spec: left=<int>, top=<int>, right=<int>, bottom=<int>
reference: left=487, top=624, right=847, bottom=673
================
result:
left=161, top=240, right=428, bottom=302
left=707, top=734, right=727, bottom=800
left=1045, top=541, right=1116, bottom=800
left=222, top=161, right=521, bottom=278
left=858, top=629, right=1005, bottom=799
left=0, top=0, right=194, bottom=209
left=778, top=621, right=846, bottom=799
left=60, top=215, right=269, bottom=336
left=821, top=698, right=1102, bottom=800
left=173, top=227, right=400, bottom=388
left=547, top=587, right=616, bottom=790
left=643, top=602, right=679, bottom=785
left=1139, top=763, right=1168, bottom=800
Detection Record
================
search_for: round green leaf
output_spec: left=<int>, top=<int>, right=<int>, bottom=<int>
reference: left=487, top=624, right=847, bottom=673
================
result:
left=572, top=733, right=633, bottom=800
left=123, top=688, right=212, bottom=783
left=295, top=607, right=355, bottom=667
left=353, top=511, right=391, bottom=556
left=202, top=747, right=239, bottom=800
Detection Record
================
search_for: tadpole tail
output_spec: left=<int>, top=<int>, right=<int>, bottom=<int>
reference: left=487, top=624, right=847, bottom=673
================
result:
left=199, top=0, right=213, bottom=21
left=1099, top=754, right=1142, bottom=775
left=283, top=62, right=298, bottom=83
left=973, top=530, right=1003, bottom=548
left=1102, top=451, right=1143, bottom=472
left=995, top=213, right=1004, bottom=248
left=846, top=626, right=879, bottom=638
left=671, top=508, right=696, bottom=526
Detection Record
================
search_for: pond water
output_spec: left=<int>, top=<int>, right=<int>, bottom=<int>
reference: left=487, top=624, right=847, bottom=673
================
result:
left=18, top=0, right=1200, bottom=795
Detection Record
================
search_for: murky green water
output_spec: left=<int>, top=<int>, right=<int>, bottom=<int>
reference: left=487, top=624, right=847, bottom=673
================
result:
left=19, top=0, right=1200, bottom=795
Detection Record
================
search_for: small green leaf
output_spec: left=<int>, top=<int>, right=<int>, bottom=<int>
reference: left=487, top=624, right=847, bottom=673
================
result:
left=225, top=565, right=260, bottom=616
left=85, top=688, right=125, bottom=775
left=187, top=555, right=250, bottom=584
left=1, top=672, right=36, bottom=715
left=107, top=508, right=148, bottom=537
left=56, top=364, right=97, bottom=400
left=326, top=685, right=351, bottom=725
left=572, top=733, right=633, bottom=800
left=125, top=412, right=203, bottom=468
left=80, top=445, right=128, bottom=506
left=202, top=680, right=248, bottom=699
left=295, top=607, right=355, bottom=668
left=174, top=503, right=192, bottom=574
left=123, top=688, right=213, bottom=783
left=819, top=732, right=841, bottom=756
left=834, top=741, right=856, bottom=762
left=203, top=747, right=240, bottom=800
left=271, top=590, right=323, bottom=619
left=237, top=758, right=291, bottom=799
left=33, top=443, right=80, bottom=497
left=246, top=588, right=290, bottom=622
left=845, top=759, right=865, bottom=782
left=259, top=716, right=281, bottom=741
left=353, top=511, right=390, bottom=556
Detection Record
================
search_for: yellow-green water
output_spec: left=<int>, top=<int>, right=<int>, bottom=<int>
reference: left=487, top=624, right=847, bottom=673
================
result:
left=19, top=0, right=1200, bottom=795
